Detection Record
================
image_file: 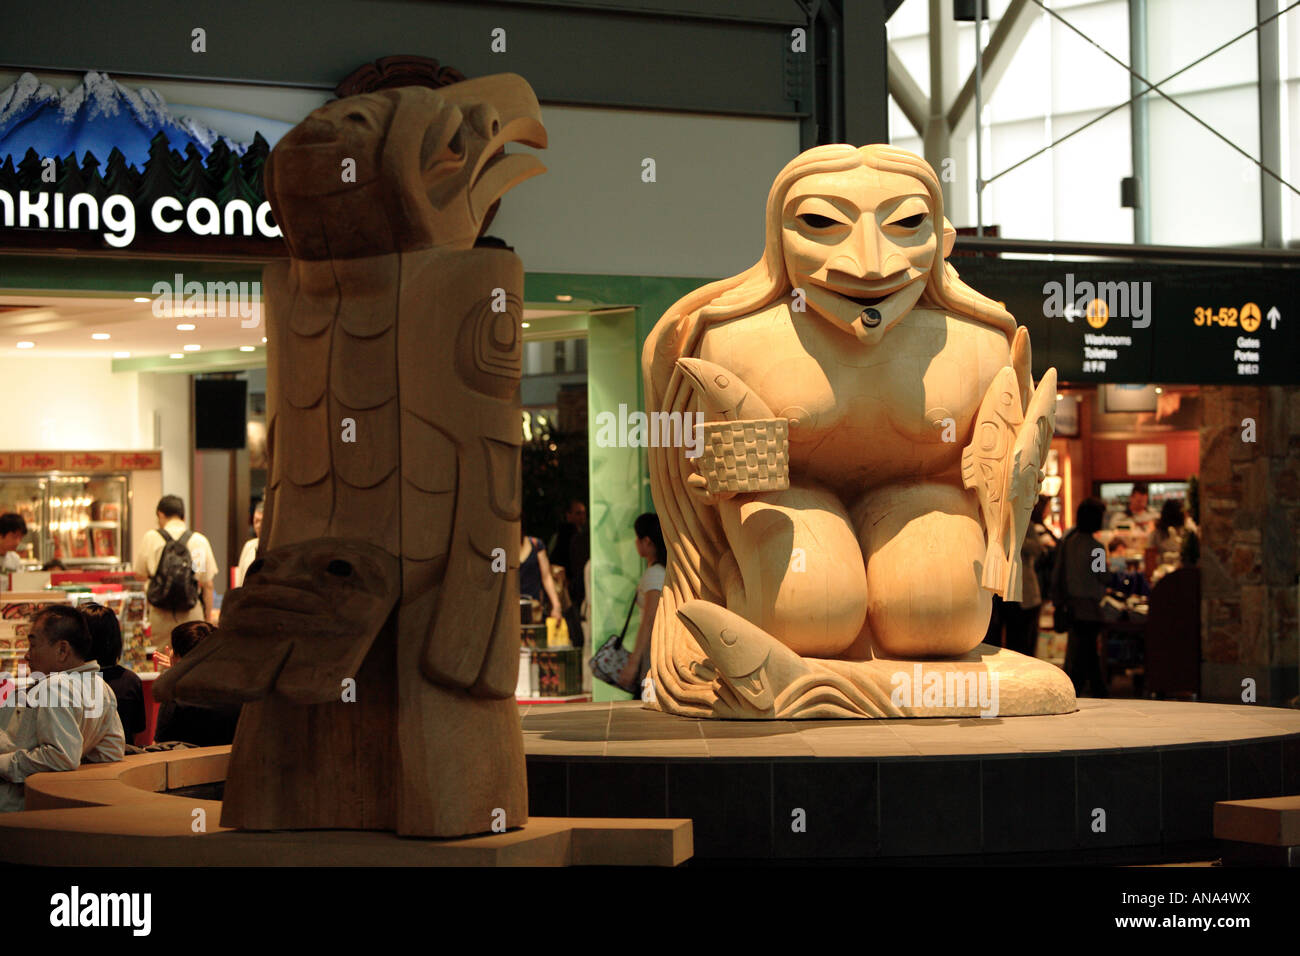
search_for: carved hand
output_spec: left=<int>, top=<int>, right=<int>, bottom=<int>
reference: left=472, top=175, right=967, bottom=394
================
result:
left=674, top=357, right=790, bottom=505
left=686, top=469, right=736, bottom=505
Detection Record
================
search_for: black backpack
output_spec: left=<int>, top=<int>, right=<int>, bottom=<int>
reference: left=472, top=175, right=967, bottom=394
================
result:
left=146, top=528, right=199, bottom=612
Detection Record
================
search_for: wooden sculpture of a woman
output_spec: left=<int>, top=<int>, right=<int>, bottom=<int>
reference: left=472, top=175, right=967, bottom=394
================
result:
left=643, top=144, right=1074, bottom=719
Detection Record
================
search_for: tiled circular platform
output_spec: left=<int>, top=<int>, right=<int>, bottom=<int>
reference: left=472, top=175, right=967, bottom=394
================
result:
left=521, top=699, right=1300, bottom=862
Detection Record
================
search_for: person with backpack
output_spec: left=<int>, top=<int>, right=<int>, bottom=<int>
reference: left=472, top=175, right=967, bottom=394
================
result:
left=132, top=495, right=218, bottom=647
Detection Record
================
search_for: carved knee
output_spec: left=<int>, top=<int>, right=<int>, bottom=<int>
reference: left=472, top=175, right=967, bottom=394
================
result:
left=859, top=485, right=989, bottom=658
left=722, top=487, right=867, bottom=658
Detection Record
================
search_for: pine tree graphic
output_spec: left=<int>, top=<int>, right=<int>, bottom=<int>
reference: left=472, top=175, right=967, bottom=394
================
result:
left=136, top=131, right=182, bottom=210
left=17, top=148, right=45, bottom=191
left=0, top=155, right=18, bottom=194
left=56, top=151, right=86, bottom=197
left=240, top=131, right=270, bottom=202
left=176, top=142, right=209, bottom=199
left=79, top=151, right=106, bottom=199
left=101, top=147, right=137, bottom=197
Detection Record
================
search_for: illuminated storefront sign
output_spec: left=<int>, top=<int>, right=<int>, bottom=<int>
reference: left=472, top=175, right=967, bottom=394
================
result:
left=0, top=191, right=280, bottom=247
left=0, top=70, right=285, bottom=252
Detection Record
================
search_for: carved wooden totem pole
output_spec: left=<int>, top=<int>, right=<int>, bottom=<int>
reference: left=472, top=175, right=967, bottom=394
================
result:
left=156, top=75, right=547, bottom=835
left=644, top=144, right=1073, bottom=719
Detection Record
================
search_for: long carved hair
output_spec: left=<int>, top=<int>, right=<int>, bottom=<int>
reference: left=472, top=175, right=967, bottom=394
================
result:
left=641, top=144, right=1017, bottom=716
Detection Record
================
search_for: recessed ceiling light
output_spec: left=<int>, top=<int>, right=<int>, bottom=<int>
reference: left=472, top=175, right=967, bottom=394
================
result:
left=176, top=323, right=196, bottom=331
left=521, top=322, right=531, bottom=328
left=555, top=294, right=573, bottom=302
left=239, top=346, right=256, bottom=352
left=113, top=351, right=130, bottom=358
left=91, top=332, right=110, bottom=340
left=183, top=344, right=201, bottom=352
left=261, top=337, right=267, bottom=343
left=1155, top=387, right=1163, bottom=394
left=170, top=353, right=183, bottom=359
left=132, top=297, right=150, bottom=303
left=16, top=341, right=35, bottom=349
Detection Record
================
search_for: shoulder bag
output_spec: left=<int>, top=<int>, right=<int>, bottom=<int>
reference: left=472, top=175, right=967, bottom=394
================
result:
left=588, top=593, right=638, bottom=692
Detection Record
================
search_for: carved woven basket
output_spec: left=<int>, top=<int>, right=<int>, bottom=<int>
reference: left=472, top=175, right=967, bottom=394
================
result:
left=695, top=418, right=790, bottom=494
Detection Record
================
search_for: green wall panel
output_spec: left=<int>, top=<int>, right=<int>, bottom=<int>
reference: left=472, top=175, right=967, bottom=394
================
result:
left=524, top=272, right=707, bottom=700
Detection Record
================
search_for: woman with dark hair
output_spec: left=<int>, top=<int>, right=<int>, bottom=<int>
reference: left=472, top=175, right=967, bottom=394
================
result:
left=519, top=530, right=563, bottom=621
left=1051, top=497, right=1110, bottom=697
left=168, top=620, right=216, bottom=659
left=81, top=602, right=146, bottom=743
left=619, top=513, right=666, bottom=694
left=155, top=621, right=241, bottom=746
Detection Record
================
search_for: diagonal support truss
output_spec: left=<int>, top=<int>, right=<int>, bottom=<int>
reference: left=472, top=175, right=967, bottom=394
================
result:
left=984, top=0, right=1300, bottom=203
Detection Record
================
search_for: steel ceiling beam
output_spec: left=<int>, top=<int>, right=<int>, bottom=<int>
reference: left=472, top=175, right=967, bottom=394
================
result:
left=1, top=0, right=811, bottom=119
left=946, top=0, right=1035, bottom=135
left=887, top=45, right=927, bottom=136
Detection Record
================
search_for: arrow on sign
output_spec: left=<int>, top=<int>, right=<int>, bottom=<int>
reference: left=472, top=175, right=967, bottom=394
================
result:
left=1063, top=303, right=1080, bottom=324
left=1267, top=306, right=1280, bottom=330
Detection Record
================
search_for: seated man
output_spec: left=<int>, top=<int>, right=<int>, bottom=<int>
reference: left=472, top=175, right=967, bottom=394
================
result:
left=0, top=606, right=125, bottom=812
left=154, top=621, right=240, bottom=747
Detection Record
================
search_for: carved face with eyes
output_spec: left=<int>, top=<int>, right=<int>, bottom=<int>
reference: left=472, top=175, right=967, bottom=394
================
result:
left=782, top=165, right=952, bottom=346
left=154, top=538, right=401, bottom=705
left=224, top=537, right=399, bottom=656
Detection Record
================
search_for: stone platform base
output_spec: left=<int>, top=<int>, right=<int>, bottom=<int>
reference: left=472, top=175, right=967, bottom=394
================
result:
left=0, top=748, right=691, bottom=867
left=521, top=698, right=1300, bottom=862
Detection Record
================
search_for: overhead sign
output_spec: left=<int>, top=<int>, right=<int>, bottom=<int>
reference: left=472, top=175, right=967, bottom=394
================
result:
left=1126, top=443, right=1168, bottom=475
left=955, top=257, right=1297, bottom=385
left=0, top=70, right=286, bottom=253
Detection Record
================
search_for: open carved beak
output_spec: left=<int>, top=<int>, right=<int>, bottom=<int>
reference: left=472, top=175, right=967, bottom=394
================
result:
left=439, top=73, right=549, bottom=221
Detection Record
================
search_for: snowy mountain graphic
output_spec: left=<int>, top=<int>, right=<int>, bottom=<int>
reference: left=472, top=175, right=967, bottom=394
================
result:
left=0, top=71, right=261, bottom=169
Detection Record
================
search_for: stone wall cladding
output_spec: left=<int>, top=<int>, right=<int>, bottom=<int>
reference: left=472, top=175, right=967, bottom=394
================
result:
left=1198, top=386, right=1300, bottom=704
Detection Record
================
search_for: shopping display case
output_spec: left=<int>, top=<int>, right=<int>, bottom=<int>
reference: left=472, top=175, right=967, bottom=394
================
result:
left=0, top=451, right=162, bottom=571
left=0, top=472, right=128, bottom=568
left=517, top=604, right=588, bottom=701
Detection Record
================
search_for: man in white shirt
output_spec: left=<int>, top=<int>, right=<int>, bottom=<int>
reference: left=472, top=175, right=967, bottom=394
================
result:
left=0, top=605, right=125, bottom=812
left=1104, top=481, right=1157, bottom=546
left=0, top=513, right=28, bottom=573
left=133, top=495, right=219, bottom=646
left=234, top=500, right=263, bottom=588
